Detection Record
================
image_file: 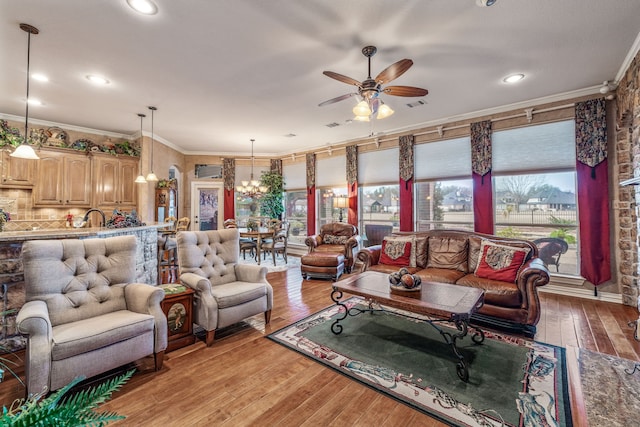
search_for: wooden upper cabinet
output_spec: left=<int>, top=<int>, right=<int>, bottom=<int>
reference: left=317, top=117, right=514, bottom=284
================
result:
left=33, top=149, right=91, bottom=207
left=0, top=150, right=36, bottom=188
left=93, top=155, right=138, bottom=208
left=118, top=157, right=138, bottom=206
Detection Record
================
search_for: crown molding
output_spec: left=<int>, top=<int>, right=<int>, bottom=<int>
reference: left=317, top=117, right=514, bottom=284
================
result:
left=0, top=113, right=132, bottom=140
left=616, top=30, right=640, bottom=83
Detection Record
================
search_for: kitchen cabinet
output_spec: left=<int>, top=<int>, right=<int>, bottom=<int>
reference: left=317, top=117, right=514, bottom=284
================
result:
left=33, top=149, right=92, bottom=207
left=0, top=150, right=36, bottom=188
left=93, top=154, right=139, bottom=210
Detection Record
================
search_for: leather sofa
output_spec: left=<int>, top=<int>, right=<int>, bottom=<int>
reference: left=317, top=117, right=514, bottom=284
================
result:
left=305, top=223, right=362, bottom=273
left=357, top=229, right=550, bottom=337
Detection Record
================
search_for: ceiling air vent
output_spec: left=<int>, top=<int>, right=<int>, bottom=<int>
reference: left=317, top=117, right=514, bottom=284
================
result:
left=195, top=164, right=223, bottom=179
left=406, top=100, right=426, bottom=108
left=325, top=122, right=340, bottom=128
left=284, top=133, right=297, bottom=138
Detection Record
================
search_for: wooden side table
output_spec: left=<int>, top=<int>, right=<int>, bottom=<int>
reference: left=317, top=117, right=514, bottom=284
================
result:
left=160, top=284, right=195, bottom=352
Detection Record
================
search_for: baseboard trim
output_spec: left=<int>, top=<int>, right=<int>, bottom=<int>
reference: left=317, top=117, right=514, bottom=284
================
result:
left=539, top=284, right=623, bottom=304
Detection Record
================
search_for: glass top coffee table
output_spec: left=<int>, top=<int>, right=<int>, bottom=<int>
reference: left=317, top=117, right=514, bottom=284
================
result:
left=332, top=271, right=485, bottom=382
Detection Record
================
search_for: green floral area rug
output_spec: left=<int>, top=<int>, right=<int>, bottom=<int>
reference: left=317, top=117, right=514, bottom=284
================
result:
left=268, top=297, right=572, bottom=427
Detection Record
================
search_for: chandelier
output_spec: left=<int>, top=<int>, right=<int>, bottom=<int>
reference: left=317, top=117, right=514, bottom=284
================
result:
left=236, top=139, right=268, bottom=198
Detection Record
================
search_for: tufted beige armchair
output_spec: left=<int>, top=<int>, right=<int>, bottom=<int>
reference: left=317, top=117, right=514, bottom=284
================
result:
left=305, top=222, right=361, bottom=272
left=16, top=235, right=167, bottom=396
left=177, top=228, right=273, bottom=346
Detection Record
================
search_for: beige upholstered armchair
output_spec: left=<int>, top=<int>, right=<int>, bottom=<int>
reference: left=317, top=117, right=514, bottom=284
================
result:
left=16, top=236, right=167, bottom=396
left=305, top=223, right=361, bottom=272
left=177, top=229, right=273, bottom=346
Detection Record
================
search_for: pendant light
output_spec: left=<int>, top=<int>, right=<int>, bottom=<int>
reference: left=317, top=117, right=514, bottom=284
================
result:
left=12, top=24, right=40, bottom=160
left=134, top=113, right=147, bottom=183
left=145, top=106, right=158, bottom=182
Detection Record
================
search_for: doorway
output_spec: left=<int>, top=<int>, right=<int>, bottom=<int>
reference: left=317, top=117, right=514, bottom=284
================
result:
left=190, top=182, right=223, bottom=231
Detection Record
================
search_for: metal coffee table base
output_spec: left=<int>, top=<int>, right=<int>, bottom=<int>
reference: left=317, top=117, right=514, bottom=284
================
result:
left=330, top=289, right=485, bottom=382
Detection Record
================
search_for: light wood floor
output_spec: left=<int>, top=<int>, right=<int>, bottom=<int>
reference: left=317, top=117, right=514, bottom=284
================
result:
left=1, top=266, right=639, bottom=426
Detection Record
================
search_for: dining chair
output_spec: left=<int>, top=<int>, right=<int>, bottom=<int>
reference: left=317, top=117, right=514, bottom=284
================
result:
left=261, top=221, right=290, bottom=265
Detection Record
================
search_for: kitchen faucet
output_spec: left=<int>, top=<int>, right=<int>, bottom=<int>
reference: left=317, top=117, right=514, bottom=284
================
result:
left=83, top=208, right=106, bottom=227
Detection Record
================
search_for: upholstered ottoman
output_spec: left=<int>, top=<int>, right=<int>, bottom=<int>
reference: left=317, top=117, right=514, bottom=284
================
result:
left=301, top=252, right=345, bottom=281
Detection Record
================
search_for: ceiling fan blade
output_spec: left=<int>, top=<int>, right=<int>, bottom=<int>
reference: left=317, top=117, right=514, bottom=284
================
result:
left=383, top=85, right=429, bottom=97
left=323, top=71, right=361, bottom=87
left=318, top=92, right=358, bottom=107
left=375, top=59, right=413, bottom=85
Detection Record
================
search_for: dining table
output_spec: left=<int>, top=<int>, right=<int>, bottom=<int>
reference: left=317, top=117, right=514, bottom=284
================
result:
left=238, top=227, right=274, bottom=265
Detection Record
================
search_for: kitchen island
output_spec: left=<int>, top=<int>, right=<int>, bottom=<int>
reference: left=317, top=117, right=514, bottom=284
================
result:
left=0, top=223, right=170, bottom=352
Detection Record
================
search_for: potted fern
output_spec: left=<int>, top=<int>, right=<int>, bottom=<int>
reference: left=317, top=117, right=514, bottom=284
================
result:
left=1, top=370, right=133, bottom=426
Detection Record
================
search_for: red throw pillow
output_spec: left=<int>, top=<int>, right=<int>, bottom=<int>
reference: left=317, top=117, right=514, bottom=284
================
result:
left=474, top=241, right=530, bottom=283
left=379, top=238, right=412, bottom=266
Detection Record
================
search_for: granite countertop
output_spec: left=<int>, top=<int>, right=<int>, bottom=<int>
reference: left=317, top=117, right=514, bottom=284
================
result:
left=0, top=223, right=171, bottom=242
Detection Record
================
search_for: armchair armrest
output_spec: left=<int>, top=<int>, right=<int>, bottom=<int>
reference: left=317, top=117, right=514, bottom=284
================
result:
left=516, top=257, right=551, bottom=326
left=180, top=272, right=218, bottom=331
left=357, top=245, right=382, bottom=271
left=125, top=283, right=168, bottom=352
left=345, top=235, right=361, bottom=251
left=180, top=272, right=213, bottom=293
left=305, top=234, right=321, bottom=250
left=235, top=264, right=268, bottom=283
left=16, top=300, right=53, bottom=396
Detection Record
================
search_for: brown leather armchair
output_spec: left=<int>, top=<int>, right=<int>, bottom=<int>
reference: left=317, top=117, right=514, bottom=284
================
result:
left=305, top=223, right=361, bottom=272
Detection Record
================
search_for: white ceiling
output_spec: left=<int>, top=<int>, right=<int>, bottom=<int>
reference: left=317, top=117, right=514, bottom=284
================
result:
left=1, top=0, right=639, bottom=156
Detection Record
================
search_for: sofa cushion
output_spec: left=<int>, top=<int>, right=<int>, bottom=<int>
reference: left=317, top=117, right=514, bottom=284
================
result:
left=475, top=240, right=531, bottom=283
left=314, top=244, right=347, bottom=255
left=369, top=264, right=422, bottom=275
left=415, top=236, right=428, bottom=268
left=427, top=236, right=468, bottom=272
left=415, top=267, right=466, bottom=284
left=456, top=274, right=522, bottom=307
left=380, top=238, right=412, bottom=266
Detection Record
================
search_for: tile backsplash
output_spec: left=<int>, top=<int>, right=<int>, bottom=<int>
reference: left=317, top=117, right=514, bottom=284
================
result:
left=0, top=188, right=86, bottom=231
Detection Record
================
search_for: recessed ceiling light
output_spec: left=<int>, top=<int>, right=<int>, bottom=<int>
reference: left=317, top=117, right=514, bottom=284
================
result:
left=86, top=75, right=110, bottom=85
left=27, top=98, right=42, bottom=106
left=503, top=74, right=525, bottom=84
left=127, top=0, right=158, bottom=15
left=31, top=73, right=48, bottom=82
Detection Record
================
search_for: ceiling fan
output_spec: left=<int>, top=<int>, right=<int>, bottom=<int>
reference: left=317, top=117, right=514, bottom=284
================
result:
left=319, top=46, right=428, bottom=120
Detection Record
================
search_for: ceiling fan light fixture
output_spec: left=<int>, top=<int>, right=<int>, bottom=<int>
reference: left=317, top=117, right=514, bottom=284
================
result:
left=353, top=115, right=370, bottom=122
left=353, top=100, right=372, bottom=117
left=377, top=103, right=394, bottom=119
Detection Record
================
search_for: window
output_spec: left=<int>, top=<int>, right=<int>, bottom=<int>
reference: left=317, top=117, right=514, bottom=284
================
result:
left=492, top=121, right=578, bottom=276
left=235, top=195, right=260, bottom=226
left=493, top=172, right=578, bottom=275
left=360, top=184, right=400, bottom=245
left=318, top=187, right=348, bottom=228
left=415, top=179, right=474, bottom=231
left=284, top=190, right=308, bottom=245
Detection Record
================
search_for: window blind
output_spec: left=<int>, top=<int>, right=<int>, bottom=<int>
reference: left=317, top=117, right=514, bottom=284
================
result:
left=492, top=120, right=575, bottom=174
left=283, top=161, right=307, bottom=190
left=317, top=155, right=347, bottom=187
left=415, top=137, right=471, bottom=180
left=358, top=148, right=399, bottom=184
